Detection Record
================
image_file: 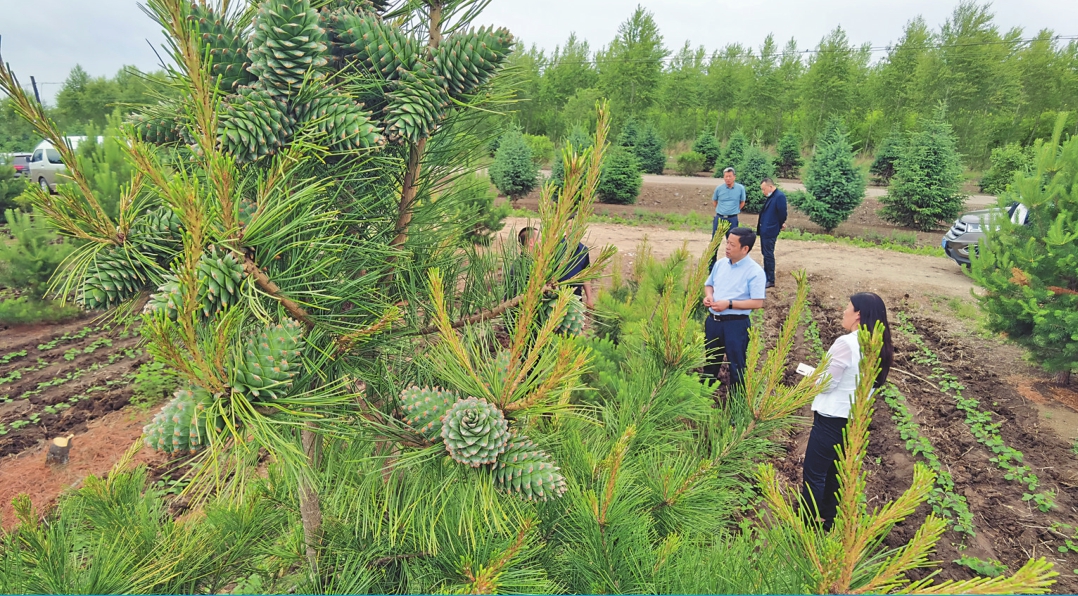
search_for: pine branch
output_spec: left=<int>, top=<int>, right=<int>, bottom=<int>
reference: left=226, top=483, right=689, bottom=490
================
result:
left=415, top=288, right=544, bottom=335
left=901, top=557, right=1057, bottom=595
left=242, top=255, right=315, bottom=328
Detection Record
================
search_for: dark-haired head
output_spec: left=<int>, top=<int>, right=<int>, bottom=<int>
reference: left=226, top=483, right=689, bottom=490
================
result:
left=518, top=227, right=537, bottom=248
left=850, top=292, right=893, bottom=388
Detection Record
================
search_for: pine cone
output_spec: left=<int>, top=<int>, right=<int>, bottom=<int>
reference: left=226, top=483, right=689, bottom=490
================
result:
left=440, top=396, right=510, bottom=467
left=399, top=386, right=458, bottom=440
left=433, top=27, right=514, bottom=98
left=143, top=386, right=220, bottom=454
left=218, top=85, right=296, bottom=163
left=187, top=3, right=254, bottom=92
left=542, top=295, right=586, bottom=336
left=231, top=318, right=306, bottom=401
left=492, top=432, right=567, bottom=501
left=80, top=247, right=150, bottom=310
left=144, top=275, right=182, bottom=321
left=331, top=11, right=417, bottom=80
left=382, top=64, right=450, bottom=144
left=196, top=246, right=245, bottom=318
left=293, top=90, right=384, bottom=150
left=247, top=0, right=329, bottom=97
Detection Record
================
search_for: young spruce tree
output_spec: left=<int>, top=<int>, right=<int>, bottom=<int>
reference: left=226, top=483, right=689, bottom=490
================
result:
left=773, top=130, right=803, bottom=179
left=692, top=131, right=721, bottom=171
left=870, top=127, right=905, bottom=185
left=973, top=115, right=1078, bottom=386
left=796, top=117, right=866, bottom=233
left=715, top=129, right=748, bottom=175
left=490, top=130, right=539, bottom=204
left=880, top=108, right=965, bottom=231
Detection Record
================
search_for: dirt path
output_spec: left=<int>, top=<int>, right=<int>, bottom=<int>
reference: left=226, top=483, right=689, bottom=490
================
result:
left=504, top=217, right=975, bottom=299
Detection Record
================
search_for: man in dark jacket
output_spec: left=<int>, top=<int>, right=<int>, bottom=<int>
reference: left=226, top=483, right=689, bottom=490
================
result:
left=756, top=178, right=787, bottom=288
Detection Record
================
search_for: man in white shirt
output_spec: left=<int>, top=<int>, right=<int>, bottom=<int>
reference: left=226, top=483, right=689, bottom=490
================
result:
left=703, top=227, right=766, bottom=400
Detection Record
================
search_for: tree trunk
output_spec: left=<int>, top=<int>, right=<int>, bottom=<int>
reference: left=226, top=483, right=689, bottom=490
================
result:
left=1055, top=370, right=1072, bottom=387
left=299, top=424, right=323, bottom=574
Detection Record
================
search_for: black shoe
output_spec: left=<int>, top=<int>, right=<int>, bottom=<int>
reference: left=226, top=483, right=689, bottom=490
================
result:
left=765, top=281, right=775, bottom=288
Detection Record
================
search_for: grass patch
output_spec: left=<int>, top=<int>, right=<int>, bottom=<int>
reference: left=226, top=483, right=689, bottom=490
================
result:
left=0, top=296, right=83, bottom=325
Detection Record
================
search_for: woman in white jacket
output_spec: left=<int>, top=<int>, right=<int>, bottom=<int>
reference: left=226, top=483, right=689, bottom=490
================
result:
left=801, top=292, right=893, bottom=530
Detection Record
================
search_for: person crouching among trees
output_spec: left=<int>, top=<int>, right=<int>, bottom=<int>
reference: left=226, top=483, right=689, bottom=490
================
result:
left=801, top=292, right=894, bottom=531
left=702, top=227, right=766, bottom=400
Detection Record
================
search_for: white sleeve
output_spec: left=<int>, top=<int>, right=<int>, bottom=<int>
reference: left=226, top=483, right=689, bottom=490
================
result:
left=818, top=337, right=856, bottom=392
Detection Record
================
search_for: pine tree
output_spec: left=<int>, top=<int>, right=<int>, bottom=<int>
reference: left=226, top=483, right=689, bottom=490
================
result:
left=597, top=146, right=643, bottom=204
left=715, top=130, right=748, bottom=176
left=692, top=132, right=721, bottom=171
left=489, top=130, right=539, bottom=204
left=796, top=117, right=866, bottom=233
left=551, top=124, right=593, bottom=188
left=773, top=130, right=803, bottom=178
left=739, top=144, right=777, bottom=213
left=633, top=124, right=666, bottom=174
left=870, top=127, right=905, bottom=185
left=880, top=109, right=965, bottom=231
left=973, top=116, right=1078, bottom=386
left=980, top=142, right=1033, bottom=194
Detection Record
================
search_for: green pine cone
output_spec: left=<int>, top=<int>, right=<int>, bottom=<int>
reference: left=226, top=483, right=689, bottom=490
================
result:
left=248, top=0, right=329, bottom=97
left=542, top=294, right=586, bottom=336
left=399, top=386, right=459, bottom=441
left=382, top=65, right=450, bottom=144
left=238, top=198, right=258, bottom=229
left=331, top=11, right=417, bottom=80
left=218, top=85, right=295, bottom=163
left=196, top=246, right=245, bottom=318
left=144, top=275, right=183, bottom=321
left=187, top=3, right=254, bottom=92
left=433, top=27, right=514, bottom=98
left=80, top=248, right=150, bottom=310
left=440, top=396, right=510, bottom=467
left=129, top=112, right=181, bottom=145
left=143, top=386, right=220, bottom=454
left=293, top=90, right=383, bottom=150
left=492, top=432, right=567, bottom=502
left=131, top=207, right=183, bottom=262
left=231, top=318, right=306, bottom=401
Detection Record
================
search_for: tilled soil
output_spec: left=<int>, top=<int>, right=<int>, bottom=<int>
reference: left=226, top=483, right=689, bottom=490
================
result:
left=0, top=318, right=151, bottom=458
left=762, top=283, right=1078, bottom=592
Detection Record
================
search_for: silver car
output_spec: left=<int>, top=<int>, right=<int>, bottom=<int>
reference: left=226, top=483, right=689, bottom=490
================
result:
left=942, top=202, right=1027, bottom=267
left=28, top=144, right=67, bottom=194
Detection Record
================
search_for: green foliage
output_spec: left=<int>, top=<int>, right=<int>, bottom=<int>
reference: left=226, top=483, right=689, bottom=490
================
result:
left=715, top=130, right=748, bottom=174
left=597, top=6, right=668, bottom=118
left=796, top=117, right=866, bottom=232
left=980, top=142, right=1033, bottom=194
left=0, top=209, right=74, bottom=299
left=523, top=133, right=555, bottom=166
left=130, top=361, right=182, bottom=410
left=0, top=296, right=82, bottom=325
left=634, top=124, right=667, bottom=174
left=880, top=109, right=966, bottom=230
left=490, top=131, right=539, bottom=200
left=955, top=556, right=1009, bottom=578
left=0, top=162, right=29, bottom=214
left=597, top=147, right=642, bottom=204
left=72, top=115, right=137, bottom=219
left=675, top=151, right=705, bottom=176
left=738, top=144, right=777, bottom=212
left=773, top=130, right=803, bottom=178
left=973, top=116, right=1078, bottom=379
left=691, top=132, right=721, bottom=171
left=870, top=127, right=905, bottom=185
left=450, top=173, right=509, bottom=246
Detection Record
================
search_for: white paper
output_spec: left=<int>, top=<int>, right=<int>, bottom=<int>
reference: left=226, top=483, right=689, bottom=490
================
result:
left=795, top=363, right=815, bottom=376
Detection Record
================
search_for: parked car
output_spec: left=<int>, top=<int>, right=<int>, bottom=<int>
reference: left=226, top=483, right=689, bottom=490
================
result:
left=1, top=152, right=32, bottom=178
left=942, top=202, right=1028, bottom=267
left=28, top=142, right=67, bottom=194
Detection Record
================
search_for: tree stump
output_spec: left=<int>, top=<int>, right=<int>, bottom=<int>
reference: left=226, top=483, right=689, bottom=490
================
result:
left=46, top=435, right=74, bottom=466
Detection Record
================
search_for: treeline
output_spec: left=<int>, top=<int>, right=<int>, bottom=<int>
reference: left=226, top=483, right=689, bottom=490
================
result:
left=507, top=1, right=1078, bottom=165
left=0, top=65, right=170, bottom=152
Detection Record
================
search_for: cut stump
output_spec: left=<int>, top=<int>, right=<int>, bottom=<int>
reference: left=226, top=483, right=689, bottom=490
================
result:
left=45, top=435, right=74, bottom=466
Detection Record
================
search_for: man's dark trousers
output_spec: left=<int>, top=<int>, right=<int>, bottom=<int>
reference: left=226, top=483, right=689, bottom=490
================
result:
left=760, top=235, right=777, bottom=285
left=703, top=314, right=750, bottom=399
left=712, top=214, right=738, bottom=239
left=800, top=412, right=848, bottom=531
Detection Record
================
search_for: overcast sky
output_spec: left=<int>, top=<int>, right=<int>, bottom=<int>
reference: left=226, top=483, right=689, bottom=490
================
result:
left=1, top=0, right=1076, bottom=104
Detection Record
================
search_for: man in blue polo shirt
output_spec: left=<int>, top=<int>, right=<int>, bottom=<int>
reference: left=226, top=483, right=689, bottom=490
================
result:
left=711, top=167, right=746, bottom=239
left=703, top=227, right=766, bottom=400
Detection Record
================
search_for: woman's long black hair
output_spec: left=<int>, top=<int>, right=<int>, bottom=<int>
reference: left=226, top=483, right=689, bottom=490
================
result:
left=850, top=292, right=893, bottom=388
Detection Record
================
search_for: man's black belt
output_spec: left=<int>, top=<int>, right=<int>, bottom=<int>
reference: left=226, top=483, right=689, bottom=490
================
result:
left=710, top=313, right=749, bottom=321
left=717, top=213, right=738, bottom=218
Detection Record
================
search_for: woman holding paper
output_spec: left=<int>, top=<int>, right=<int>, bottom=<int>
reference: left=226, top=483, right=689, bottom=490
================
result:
left=800, top=292, right=893, bottom=530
